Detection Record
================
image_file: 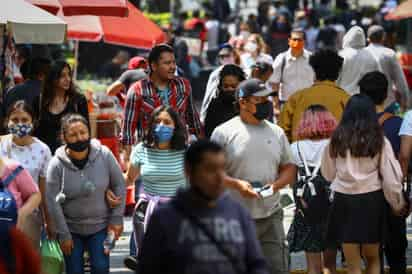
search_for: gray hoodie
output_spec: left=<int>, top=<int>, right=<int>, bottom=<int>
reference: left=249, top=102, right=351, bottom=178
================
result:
left=337, top=26, right=379, bottom=95
left=46, top=139, right=126, bottom=241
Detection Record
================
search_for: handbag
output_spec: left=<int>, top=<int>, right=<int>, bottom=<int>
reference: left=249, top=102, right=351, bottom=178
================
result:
left=40, top=239, right=64, bottom=274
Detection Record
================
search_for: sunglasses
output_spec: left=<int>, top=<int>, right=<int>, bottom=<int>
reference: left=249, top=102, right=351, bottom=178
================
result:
left=290, top=38, right=304, bottom=42
left=218, top=54, right=231, bottom=59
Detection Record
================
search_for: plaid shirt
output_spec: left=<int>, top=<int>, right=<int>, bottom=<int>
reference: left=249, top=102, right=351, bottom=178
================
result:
left=121, top=76, right=202, bottom=145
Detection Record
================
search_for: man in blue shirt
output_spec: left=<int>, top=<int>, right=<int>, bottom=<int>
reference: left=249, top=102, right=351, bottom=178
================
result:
left=359, top=71, right=407, bottom=274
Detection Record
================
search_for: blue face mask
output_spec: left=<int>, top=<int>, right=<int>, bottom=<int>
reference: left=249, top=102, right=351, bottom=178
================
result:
left=153, top=124, right=174, bottom=144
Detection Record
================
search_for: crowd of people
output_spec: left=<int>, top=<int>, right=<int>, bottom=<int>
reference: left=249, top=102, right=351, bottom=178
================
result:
left=1, top=1, right=412, bottom=274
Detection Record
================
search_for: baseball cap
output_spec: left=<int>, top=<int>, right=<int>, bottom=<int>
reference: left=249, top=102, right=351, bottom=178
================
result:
left=236, top=79, right=273, bottom=99
left=128, top=56, right=147, bottom=70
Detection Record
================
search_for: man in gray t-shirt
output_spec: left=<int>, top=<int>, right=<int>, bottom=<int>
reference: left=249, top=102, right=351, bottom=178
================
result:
left=211, top=79, right=297, bottom=274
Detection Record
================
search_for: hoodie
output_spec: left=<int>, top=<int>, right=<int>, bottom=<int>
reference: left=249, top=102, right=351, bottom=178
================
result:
left=138, top=188, right=269, bottom=274
left=46, top=139, right=125, bottom=241
left=337, top=26, right=379, bottom=95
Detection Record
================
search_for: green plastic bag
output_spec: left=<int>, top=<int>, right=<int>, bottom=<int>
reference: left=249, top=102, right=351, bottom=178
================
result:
left=41, top=239, right=64, bottom=274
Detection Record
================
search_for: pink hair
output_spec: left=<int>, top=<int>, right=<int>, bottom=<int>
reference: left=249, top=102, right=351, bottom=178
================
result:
left=295, top=107, right=337, bottom=140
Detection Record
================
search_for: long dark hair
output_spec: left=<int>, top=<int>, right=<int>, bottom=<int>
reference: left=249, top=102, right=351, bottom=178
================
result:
left=144, top=106, right=186, bottom=150
left=218, top=64, right=246, bottom=92
left=40, top=61, right=79, bottom=110
left=329, top=94, right=384, bottom=158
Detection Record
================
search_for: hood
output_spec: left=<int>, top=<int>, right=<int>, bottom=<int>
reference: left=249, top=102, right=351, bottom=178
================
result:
left=342, top=26, right=366, bottom=49
left=55, top=139, right=103, bottom=170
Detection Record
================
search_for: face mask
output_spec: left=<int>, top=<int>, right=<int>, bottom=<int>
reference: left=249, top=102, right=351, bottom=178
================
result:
left=220, top=56, right=235, bottom=66
left=67, top=139, right=90, bottom=152
left=220, top=91, right=236, bottom=105
left=298, top=19, right=308, bottom=29
left=8, top=123, right=33, bottom=138
left=244, top=41, right=258, bottom=53
left=253, top=101, right=272, bottom=120
left=154, top=124, right=174, bottom=144
left=290, top=40, right=305, bottom=51
left=239, top=31, right=250, bottom=39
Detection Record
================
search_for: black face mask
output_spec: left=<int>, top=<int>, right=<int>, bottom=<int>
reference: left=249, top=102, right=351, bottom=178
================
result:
left=253, top=101, right=272, bottom=120
left=220, top=91, right=236, bottom=105
left=67, top=139, right=90, bottom=152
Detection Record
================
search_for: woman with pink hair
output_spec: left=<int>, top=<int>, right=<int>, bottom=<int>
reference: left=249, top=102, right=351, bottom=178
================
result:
left=287, top=104, right=338, bottom=274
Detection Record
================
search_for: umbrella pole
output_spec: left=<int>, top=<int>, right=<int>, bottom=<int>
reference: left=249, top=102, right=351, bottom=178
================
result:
left=73, top=40, right=79, bottom=80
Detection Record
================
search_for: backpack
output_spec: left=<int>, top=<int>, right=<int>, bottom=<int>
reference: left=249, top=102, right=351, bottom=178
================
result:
left=293, top=143, right=330, bottom=225
left=0, top=166, right=23, bottom=226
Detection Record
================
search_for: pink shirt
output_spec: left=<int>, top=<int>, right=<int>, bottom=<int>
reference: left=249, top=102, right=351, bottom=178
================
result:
left=1, top=160, right=39, bottom=208
left=321, top=138, right=405, bottom=211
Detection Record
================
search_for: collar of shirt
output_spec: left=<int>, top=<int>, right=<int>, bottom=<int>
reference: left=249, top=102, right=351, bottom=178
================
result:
left=313, top=80, right=338, bottom=87
left=286, top=49, right=311, bottom=61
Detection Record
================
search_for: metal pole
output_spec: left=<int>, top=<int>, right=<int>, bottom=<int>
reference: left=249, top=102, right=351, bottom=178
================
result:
left=73, top=39, right=79, bottom=81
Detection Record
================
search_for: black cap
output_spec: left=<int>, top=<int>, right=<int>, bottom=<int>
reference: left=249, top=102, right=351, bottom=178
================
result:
left=236, top=79, right=273, bottom=100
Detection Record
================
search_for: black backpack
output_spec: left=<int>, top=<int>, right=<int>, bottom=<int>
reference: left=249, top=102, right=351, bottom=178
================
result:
left=293, top=143, right=331, bottom=225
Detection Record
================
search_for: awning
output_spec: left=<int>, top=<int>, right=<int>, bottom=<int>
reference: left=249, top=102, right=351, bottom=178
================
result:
left=385, top=0, right=412, bottom=20
left=27, top=0, right=128, bottom=17
left=1, top=0, right=66, bottom=44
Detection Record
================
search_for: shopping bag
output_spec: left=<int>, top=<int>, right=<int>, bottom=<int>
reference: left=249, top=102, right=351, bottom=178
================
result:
left=41, top=239, right=64, bottom=274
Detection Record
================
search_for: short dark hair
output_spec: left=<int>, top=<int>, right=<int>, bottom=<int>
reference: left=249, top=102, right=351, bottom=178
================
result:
left=192, top=10, right=200, bottom=18
left=144, top=106, right=186, bottom=150
left=290, top=28, right=306, bottom=40
left=309, top=49, right=343, bottom=81
left=148, top=44, right=175, bottom=70
left=218, top=64, right=246, bottom=89
left=359, top=71, right=388, bottom=105
left=185, top=139, right=224, bottom=171
left=368, top=29, right=385, bottom=43
left=27, top=57, right=51, bottom=79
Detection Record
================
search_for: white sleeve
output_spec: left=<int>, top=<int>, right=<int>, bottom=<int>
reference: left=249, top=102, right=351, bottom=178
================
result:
left=399, top=111, right=412, bottom=136
left=268, top=53, right=285, bottom=84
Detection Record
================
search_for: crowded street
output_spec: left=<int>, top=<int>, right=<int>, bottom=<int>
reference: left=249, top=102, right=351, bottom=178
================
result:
left=2, top=0, right=412, bottom=273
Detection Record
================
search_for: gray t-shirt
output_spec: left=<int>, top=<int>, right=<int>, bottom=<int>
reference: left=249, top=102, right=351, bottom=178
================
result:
left=211, top=116, right=295, bottom=219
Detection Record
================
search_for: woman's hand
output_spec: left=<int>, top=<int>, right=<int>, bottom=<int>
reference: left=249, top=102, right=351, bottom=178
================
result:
left=108, top=224, right=123, bottom=240
left=106, top=190, right=122, bottom=208
left=60, top=239, right=74, bottom=256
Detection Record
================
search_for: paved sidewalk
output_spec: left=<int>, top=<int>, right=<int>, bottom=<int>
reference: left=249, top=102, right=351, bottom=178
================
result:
left=110, top=190, right=412, bottom=273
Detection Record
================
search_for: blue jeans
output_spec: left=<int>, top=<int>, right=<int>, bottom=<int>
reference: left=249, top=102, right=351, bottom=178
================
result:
left=64, top=229, right=109, bottom=274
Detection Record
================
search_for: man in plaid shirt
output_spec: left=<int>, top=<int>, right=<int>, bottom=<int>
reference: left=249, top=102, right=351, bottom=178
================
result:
left=121, top=44, right=203, bottom=162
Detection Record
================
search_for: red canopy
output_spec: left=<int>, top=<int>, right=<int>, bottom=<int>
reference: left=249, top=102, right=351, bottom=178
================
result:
left=63, top=2, right=166, bottom=49
left=385, top=0, right=412, bottom=20
left=27, top=0, right=128, bottom=17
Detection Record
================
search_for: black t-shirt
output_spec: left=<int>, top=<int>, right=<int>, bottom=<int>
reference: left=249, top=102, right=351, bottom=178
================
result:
left=204, top=96, right=238, bottom=138
left=117, top=69, right=147, bottom=92
left=3, top=80, right=42, bottom=115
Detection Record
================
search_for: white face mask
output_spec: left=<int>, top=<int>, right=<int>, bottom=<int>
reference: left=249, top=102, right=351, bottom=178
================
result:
left=244, top=41, right=258, bottom=53
left=239, top=31, right=251, bottom=40
left=220, top=56, right=235, bottom=66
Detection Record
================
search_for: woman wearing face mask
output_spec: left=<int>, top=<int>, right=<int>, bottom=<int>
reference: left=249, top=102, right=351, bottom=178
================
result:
left=240, top=34, right=273, bottom=76
left=34, top=61, right=89, bottom=154
left=204, top=64, right=246, bottom=137
left=122, top=106, right=187, bottom=270
left=0, top=100, right=52, bottom=248
left=46, top=114, right=125, bottom=274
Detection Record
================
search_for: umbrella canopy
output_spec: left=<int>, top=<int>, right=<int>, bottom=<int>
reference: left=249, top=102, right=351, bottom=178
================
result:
left=385, top=0, right=412, bottom=20
left=1, top=0, right=66, bottom=44
left=27, top=0, right=128, bottom=17
left=63, top=2, right=166, bottom=49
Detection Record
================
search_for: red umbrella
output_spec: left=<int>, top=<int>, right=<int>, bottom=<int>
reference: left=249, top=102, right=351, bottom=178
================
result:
left=63, top=2, right=166, bottom=49
left=26, top=0, right=128, bottom=17
left=385, top=0, right=412, bottom=20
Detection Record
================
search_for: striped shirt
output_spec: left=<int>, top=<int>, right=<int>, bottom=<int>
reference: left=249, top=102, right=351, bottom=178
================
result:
left=131, top=143, right=186, bottom=197
left=121, top=76, right=203, bottom=145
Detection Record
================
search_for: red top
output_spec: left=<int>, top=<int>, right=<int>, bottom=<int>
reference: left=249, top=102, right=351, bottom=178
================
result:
left=0, top=227, right=41, bottom=274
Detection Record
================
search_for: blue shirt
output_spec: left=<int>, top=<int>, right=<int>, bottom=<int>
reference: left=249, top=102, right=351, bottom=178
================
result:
left=131, top=143, right=186, bottom=197
left=378, top=112, right=402, bottom=156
